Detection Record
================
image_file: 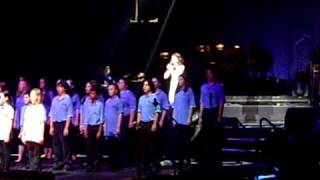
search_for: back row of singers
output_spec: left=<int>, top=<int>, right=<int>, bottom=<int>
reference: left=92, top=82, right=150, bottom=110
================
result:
left=0, top=67, right=225, bottom=174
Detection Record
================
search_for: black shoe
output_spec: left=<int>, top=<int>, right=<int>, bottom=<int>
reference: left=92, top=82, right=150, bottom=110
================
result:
left=86, top=166, right=93, bottom=173
left=30, top=167, right=41, bottom=172
left=52, top=163, right=63, bottom=170
left=63, top=164, right=72, bottom=171
left=150, top=163, right=161, bottom=174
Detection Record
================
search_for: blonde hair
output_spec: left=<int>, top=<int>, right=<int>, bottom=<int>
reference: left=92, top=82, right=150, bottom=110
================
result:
left=30, top=88, right=42, bottom=105
left=171, top=52, right=184, bottom=64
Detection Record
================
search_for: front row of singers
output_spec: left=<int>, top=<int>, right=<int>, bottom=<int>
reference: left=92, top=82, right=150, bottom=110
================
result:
left=0, top=67, right=225, bottom=175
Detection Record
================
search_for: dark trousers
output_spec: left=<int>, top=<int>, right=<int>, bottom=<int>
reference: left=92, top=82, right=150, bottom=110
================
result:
left=174, top=124, right=192, bottom=162
left=0, top=140, right=10, bottom=171
left=160, top=117, right=175, bottom=160
left=70, top=125, right=81, bottom=155
left=105, top=136, right=122, bottom=169
left=44, top=124, right=52, bottom=148
left=137, top=122, right=157, bottom=169
left=26, top=141, right=41, bottom=170
left=86, top=125, right=101, bottom=168
left=120, top=116, right=136, bottom=165
left=53, top=122, right=71, bottom=167
left=198, top=108, right=223, bottom=163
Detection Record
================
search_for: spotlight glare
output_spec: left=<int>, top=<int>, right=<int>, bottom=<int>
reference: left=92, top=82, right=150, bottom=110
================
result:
left=160, top=51, right=170, bottom=60
left=216, top=43, right=224, bottom=51
left=234, top=45, right=240, bottom=49
left=197, top=44, right=206, bottom=53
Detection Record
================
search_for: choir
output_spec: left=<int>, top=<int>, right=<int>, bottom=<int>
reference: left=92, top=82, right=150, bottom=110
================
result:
left=0, top=67, right=225, bottom=175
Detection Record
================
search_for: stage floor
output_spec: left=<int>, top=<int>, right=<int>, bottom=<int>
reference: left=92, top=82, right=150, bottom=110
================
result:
left=9, top=159, right=175, bottom=180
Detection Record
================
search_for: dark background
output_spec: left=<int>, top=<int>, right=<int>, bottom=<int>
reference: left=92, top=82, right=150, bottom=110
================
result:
left=1, top=0, right=319, bottom=93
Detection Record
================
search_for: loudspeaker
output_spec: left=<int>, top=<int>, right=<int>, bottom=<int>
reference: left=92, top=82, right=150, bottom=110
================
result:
left=284, top=107, right=318, bottom=134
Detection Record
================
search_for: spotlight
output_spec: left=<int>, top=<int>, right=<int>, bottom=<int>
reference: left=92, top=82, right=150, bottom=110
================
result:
left=234, top=45, right=240, bottom=49
left=216, top=43, right=224, bottom=51
left=160, top=51, right=170, bottom=60
left=197, top=44, right=206, bottom=53
left=148, top=18, right=159, bottom=23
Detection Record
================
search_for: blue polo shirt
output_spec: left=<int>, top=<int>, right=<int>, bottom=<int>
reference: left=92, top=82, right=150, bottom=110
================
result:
left=137, top=93, right=161, bottom=122
left=80, top=95, right=105, bottom=124
left=83, top=100, right=104, bottom=126
left=173, top=87, right=196, bottom=125
left=49, top=94, right=73, bottom=122
left=104, top=96, right=123, bottom=137
left=42, top=90, right=55, bottom=118
left=71, top=93, right=81, bottom=126
left=200, top=82, right=225, bottom=109
left=155, top=89, right=170, bottom=111
left=19, top=105, right=28, bottom=129
left=15, top=95, right=25, bottom=129
left=119, top=90, right=136, bottom=117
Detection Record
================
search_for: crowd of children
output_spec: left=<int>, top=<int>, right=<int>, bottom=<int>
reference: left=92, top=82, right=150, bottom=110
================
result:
left=0, top=65, right=225, bottom=176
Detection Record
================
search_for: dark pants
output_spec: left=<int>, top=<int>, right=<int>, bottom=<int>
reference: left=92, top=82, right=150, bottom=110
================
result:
left=26, top=141, right=41, bottom=170
left=70, top=125, right=81, bottom=155
left=105, top=136, right=122, bottom=169
left=175, top=124, right=192, bottom=162
left=160, top=117, right=175, bottom=160
left=53, top=121, right=71, bottom=167
left=137, top=122, right=157, bottom=169
left=120, top=116, right=136, bottom=165
left=44, top=124, right=52, bottom=148
left=86, top=125, right=101, bottom=169
left=0, top=140, right=10, bottom=171
left=198, top=108, right=223, bottom=163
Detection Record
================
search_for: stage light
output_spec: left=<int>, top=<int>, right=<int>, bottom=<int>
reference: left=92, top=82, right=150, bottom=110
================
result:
left=234, top=45, right=240, bottom=49
left=148, top=18, right=159, bottom=23
left=160, top=51, right=170, bottom=60
left=197, top=44, right=206, bottom=53
left=137, top=72, right=145, bottom=78
left=216, top=43, right=224, bottom=51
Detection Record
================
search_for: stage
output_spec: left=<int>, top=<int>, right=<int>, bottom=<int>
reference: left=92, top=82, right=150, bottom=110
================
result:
left=6, top=158, right=177, bottom=180
left=5, top=158, right=280, bottom=180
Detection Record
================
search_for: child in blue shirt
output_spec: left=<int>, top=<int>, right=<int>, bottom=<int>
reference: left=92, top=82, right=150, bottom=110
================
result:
left=83, top=87, right=104, bottom=172
left=137, top=79, right=161, bottom=175
left=104, top=84, right=123, bottom=170
left=49, top=80, right=73, bottom=171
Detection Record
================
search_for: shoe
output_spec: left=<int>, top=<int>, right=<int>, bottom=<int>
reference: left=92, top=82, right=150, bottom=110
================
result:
left=63, top=164, right=72, bottom=171
left=30, top=167, right=41, bottom=171
left=40, top=154, right=47, bottom=159
left=52, top=163, right=63, bottom=170
left=86, top=165, right=93, bottom=172
left=24, top=165, right=30, bottom=170
left=14, top=159, right=22, bottom=163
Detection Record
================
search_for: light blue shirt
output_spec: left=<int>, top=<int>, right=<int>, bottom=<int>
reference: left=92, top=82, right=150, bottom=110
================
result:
left=173, top=87, right=196, bottom=125
left=49, top=94, right=73, bottom=122
left=83, top=100, right=104, bottom=126
left=138, top=93, right=161, bottom=122
left=15, top=95, right=25, bottom=129
left=104, top=96, right=123, bottom=137
left=42, top=90, right=55, bottom=118
left=80, top=95, right=105, bottom=126
left=71, top=93, right=81, bottom=126
left=119, top=90, right=136, bottom=117
left=155, top=89, right=170, bottom=111
left=19, top=105, right=28, bottom=129
left=200, top=82, right=225, bottom=109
